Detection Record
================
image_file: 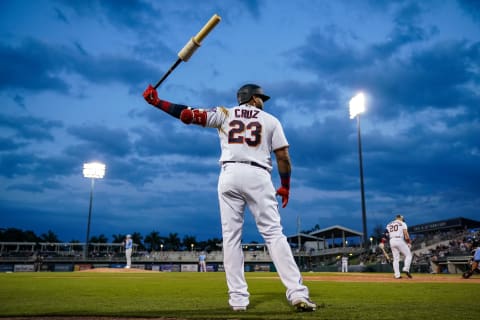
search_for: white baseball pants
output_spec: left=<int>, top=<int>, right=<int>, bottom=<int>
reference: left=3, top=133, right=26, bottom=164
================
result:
left=218, top=163, right=309, bottom=308
left=390, top=238, right=412, bottom=278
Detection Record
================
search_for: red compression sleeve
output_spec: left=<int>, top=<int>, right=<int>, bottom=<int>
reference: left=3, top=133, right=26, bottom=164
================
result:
left=154, top=100, right=189, bottom=119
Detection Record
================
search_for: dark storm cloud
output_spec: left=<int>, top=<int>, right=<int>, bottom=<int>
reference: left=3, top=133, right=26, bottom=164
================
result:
left=458, top=0, right=480, bottom=22
left=0, top=38, right=159, bottom=93
left=362, top=40, right=480, bottom=119
left=103, top=156, right=161, bottom=186
left=0, top=137, right=26, bottom=152
left=287, top=117, right=353, bottom=167
left=358, top=124, right=480, bottom=194
left=240, top=0, right=263, bottom=19
left=7, top=179, right=62, bottom=193
left=67, top=124, right=133, bottom=157
left=53, top=7, right=69, bottom=24
left=0, top=39, right=70, bottom=92
left=133, top=120, right=220, bottom=159
left=292, top=3, right=435, bottom=80
left=57, top=0, right=158, bottom=31
left=0, top=151, right=78, bottom=179
left=292, top=17, right=480, bottom=120
left=0, top=113, right=63, bottom=141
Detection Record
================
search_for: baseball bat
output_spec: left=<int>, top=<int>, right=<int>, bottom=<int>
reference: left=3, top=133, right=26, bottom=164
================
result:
left=380, top=246, right=392, bottom=263
left=153, top=14, right=221, bottom=89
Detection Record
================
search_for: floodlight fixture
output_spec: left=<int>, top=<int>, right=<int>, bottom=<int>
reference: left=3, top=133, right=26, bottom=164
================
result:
left=83, top=162, right=106, bottom=179
left=349, top=92, right=368, bottom=249
left=349, top=92, right=365, bottom=119
left=82, top=161, right=106, bottom=259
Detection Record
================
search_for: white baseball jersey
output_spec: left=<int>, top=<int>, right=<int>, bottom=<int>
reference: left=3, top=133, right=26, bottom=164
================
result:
left=386, top=219, right=412, bottom=278
left=202, top=103, right=309, bottom=308
left=386, top=219, right=408, bottom=239
left=204, top=105, right=289, bottom=170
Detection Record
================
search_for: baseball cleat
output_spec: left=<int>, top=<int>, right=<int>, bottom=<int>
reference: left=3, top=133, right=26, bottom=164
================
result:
left=292, top=298, right=316, bottom=312
left=462, top=271, right=472, bottom=279
left=395, top=276, right=402, bottom=279
left=231, top=306, right=247, bottom=312
left=403, top=270, right=412, bottom=278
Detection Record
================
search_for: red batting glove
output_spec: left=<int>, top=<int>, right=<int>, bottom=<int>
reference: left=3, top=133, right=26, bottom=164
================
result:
left=276, top=186, right=289, bottom=208
left=143, top=84, right=160, bottom=106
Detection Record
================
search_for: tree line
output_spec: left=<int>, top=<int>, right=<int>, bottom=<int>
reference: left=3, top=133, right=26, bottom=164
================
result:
left=1, top=224, right=385, bottom=252
left=0, top=227, right=223, bottom=252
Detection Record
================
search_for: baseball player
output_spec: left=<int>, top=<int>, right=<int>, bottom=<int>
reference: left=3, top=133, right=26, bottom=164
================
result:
left=198, top=252, right=207, bottom=272
left=124, top=234, right=133, bottom=269
left=379, top=215, right=412, bottom=279
left=143, top=83, right=316, bottom=312
left=341, top=255, right=348, bottom=272
left=462, top=238, right=479, bottom=279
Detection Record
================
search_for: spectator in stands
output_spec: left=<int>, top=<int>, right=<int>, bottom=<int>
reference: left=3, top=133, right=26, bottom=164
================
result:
left=124, top=234, right=133, bottom=269
left=199, top=251, right=207, bottom=272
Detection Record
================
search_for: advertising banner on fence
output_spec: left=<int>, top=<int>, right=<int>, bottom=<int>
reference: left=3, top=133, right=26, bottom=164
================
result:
left=181, top=264, right=198, bottom=272
left=14, top=264, right=35, bottom=272
left=54, top=264, right=73, bottom=272
left=0, top=264, right=14, bottom=272
left=160, top=264, right=181, bottom=272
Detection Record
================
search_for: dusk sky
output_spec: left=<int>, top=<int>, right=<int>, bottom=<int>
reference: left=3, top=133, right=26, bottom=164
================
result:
left=1, top=0, right=479, bottom=244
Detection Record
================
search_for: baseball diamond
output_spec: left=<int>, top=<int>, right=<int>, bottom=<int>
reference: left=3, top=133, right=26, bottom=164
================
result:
left=0, top=271, right=478, bottom=320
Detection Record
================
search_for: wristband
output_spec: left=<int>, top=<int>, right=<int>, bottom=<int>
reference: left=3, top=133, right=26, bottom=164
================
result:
left=279, top=172, right=290, bottom=189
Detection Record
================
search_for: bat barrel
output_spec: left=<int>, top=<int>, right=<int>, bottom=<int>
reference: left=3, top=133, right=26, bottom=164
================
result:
left=153, top=14, right=221, bottom=88
left=194, top=14, right=221, bottom=44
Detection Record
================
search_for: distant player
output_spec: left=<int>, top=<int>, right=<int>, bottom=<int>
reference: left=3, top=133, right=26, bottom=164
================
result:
left=462, top=238, right=479, bottom=279
left=341, top=255, right=348, bottom=272
left=199, top=252, right=207, bottom=272
left=124, top=234, right=133, bottom=269
left=143, top=83, right=316, bottom=312
left=379, top=215, right=412, bottom=279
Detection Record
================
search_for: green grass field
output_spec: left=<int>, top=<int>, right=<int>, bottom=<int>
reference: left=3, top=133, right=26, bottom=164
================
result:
left=0, top=271, right=478, bottom=320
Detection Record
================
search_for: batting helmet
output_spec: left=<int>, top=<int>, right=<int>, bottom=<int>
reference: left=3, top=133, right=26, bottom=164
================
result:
left=237, top=84, right=270, bottom=105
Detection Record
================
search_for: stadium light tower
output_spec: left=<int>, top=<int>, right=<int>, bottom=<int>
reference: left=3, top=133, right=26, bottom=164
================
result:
left=82, top=162, right=106, bottom=259
left=349, top=92, right=368, bottom=249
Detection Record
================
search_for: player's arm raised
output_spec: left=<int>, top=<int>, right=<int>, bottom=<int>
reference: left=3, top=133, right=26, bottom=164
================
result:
left=143, top=85, right=207, bottom=126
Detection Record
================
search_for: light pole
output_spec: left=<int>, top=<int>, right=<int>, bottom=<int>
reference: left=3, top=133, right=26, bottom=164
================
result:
left=349, top=92, right=368, bottom=249
left=82, top=162, right=106, bottom=259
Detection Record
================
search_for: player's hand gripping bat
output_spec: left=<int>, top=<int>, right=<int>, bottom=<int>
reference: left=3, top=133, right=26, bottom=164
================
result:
left=153, top=14, right=221, bottom=89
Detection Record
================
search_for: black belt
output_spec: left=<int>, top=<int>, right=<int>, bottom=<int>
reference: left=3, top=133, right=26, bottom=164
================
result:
left=222, top=161, right=267, bottom=170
